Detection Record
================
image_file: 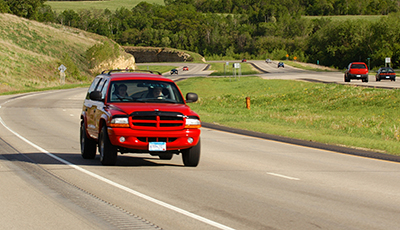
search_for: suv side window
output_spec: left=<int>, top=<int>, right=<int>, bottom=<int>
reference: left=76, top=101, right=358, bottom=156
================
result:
left=93, top=78, right=109, bottom=100
left=100, top=80, right=109, bottom=100
left=86, top=77, right=101, bottom=99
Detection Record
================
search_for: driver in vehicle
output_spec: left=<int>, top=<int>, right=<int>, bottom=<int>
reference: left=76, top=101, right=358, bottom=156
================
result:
left=147, top=86, right=165, bottom=99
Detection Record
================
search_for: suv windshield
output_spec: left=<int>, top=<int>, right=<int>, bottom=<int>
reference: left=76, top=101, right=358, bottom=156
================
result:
left=108, top=80, right=184, bottom=104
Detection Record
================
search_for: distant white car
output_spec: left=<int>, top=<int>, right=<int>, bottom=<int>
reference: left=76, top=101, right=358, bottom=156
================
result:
left=265, top=59, right=272, bottom=63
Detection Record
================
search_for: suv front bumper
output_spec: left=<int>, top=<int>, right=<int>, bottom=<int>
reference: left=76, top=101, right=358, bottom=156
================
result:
left=107, top=127, right=201, bottom=151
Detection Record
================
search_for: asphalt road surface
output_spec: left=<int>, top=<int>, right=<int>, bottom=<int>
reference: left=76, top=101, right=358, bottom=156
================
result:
left=1, top=64, right=400, bottom=229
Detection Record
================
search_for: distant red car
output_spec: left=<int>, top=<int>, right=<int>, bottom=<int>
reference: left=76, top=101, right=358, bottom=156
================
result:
left=344, top=62, right=369, bottom=82
left=242, top=59, right=247, bottom=62
left=183, top=66, right=189, bottom=71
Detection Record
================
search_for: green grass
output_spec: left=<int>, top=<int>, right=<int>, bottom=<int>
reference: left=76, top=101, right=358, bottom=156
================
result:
left=283, top=60, right=338, bottom=72
left=45, top=0, right=165, bottom=12
left=208, top=62, right=259, bottom=76
left=177, top=76, right=400, bottom=155
left=0, top=13, right=133, bottom=93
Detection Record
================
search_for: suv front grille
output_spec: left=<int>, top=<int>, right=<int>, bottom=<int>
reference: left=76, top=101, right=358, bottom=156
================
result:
left=130, top=111, right=184, bottom=130
left=137, top=137, right=177, bottom=143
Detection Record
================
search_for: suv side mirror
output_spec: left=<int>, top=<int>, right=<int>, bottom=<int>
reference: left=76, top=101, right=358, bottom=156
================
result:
left=185, top=93, right=198, bottom=103
left=89, top=91, right=102, bottom=101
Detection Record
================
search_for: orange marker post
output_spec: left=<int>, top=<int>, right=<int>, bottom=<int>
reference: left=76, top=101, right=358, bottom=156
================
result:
left=246, top=97, right=250, bottom=109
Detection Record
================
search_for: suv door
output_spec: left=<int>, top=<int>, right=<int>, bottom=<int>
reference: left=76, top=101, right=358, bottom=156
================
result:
left=91, top=78, right=109, bottom=139
left=84, top=76, right=102, bottom=139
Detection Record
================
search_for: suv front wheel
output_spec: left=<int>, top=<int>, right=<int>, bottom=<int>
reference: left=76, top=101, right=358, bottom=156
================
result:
left=181, top=139, right=201, bottom=167
left=99, top=126, right=118, bottom=165
left=80, top=121, right=97, bottom=159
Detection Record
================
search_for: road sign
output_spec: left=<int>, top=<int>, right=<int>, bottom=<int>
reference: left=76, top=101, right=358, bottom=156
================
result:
left=58, top=64, right=67, bottom=72
left=385, top=57, right=391, bottom=63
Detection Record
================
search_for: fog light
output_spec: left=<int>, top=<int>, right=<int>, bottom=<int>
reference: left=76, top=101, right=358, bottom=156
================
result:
left=187, top=137, right=194, bottom=144
left=119, top=136, right=126, bottom=142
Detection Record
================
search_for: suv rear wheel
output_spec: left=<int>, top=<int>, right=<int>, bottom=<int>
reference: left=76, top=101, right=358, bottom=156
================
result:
left=181, top=139, right=201, bottom=167
left=99, top=126, right=118, bottom=165
left=80, top=121, right=97, bottom=159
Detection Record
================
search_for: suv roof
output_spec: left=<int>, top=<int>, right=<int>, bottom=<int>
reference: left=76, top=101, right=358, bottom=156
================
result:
left=99, top=69, right=172, bottom=82
left=349, top=62, right=367, bottom=68
left=101, top=69, right=162, bottom=75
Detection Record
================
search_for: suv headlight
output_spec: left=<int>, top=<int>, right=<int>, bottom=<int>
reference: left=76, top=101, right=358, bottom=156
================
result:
left=185, top=118, right=201, bottom=129
left=110, top=117, right=129, bottom=128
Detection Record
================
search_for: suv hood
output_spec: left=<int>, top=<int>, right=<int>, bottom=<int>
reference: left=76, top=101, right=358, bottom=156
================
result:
left=108, top=103, right=197, bottom=116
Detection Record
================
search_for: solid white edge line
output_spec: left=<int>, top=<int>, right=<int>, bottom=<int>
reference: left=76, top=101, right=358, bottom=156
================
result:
left=267, top=172, right=300, bottom=181
left=0, top=115, right=235, bottom=230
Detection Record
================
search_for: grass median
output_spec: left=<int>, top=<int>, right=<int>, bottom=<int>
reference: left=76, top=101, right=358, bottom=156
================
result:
left=177, top=76, right=400, bottom=156
left=208, top=62, right=259, bottom=76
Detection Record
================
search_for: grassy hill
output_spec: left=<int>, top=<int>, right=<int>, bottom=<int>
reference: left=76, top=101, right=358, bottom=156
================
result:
left=45, top=0, right=165, bottom=12
left=0, top=13, right=134, bottom=94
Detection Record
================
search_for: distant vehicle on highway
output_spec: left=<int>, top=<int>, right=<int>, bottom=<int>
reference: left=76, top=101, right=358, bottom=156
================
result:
left=277, top=62, right=284, bottom=68
left=183, top=66, right=189, bottom=71
left=242, top=59, right=247, bottom=62
left=344, top=62, right=368, bottom=82
left=265, top=59, right=272, bottom=63
left=170, top=68, right=178, bottom=75
left=375, top=67, right=396, bottom=81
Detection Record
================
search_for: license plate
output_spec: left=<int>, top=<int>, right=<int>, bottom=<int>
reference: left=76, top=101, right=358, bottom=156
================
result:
left=356, top=75, right=361, bottom=77
left=386, top=76, right=390, bottom=78
left=149, top=142, right=166, bottom=151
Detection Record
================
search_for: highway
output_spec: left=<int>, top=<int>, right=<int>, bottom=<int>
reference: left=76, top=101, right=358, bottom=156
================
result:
left=1, top=64, right=400, bottom=229
left=140, top=60, right=400, bottom=89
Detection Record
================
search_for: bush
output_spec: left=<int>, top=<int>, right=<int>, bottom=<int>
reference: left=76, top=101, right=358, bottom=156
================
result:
left=86, top=41, right=120, bottom=69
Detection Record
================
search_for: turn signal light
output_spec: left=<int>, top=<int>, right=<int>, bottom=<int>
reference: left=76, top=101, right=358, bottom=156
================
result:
left=110, top=117, right=129, bottom=128
left=185, top=118, right=201, bottom=128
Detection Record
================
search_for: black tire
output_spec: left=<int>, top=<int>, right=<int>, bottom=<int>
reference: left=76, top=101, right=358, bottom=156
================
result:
left=158, top=153, right=173, bottom=160
left=181, top=139, right=201, bottom=167
left=99, top=126, right=118, bottom=166
left=376, top=78, right=380, bottom=81
left=80, top=121, right=97, bottom=159
left=344, top=75, right=350, bottom=82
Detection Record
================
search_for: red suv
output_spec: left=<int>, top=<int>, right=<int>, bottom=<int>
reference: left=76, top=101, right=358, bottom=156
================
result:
left=80, top=70, right=201, bottom=166
left=344, top=62, right=369, bottom=82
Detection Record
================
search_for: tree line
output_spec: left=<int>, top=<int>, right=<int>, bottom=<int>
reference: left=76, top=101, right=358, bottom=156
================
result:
left=165, top=0, right=399, bottom=16
left=1, top=0, right=400, bottom=68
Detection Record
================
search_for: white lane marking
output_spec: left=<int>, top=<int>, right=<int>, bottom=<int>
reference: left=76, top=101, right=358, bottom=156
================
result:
left=267, top=172, right=300, bottom=181
left=0, top=116, right=235, bottom=230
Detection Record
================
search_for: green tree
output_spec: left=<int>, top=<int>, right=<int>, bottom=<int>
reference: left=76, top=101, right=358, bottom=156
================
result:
left=307, top=19, right=372, bottom=67
left=0, top=0, right=10, bottom=13
left=5, top=0, right=46, bottom=19
left=37, top=5, right=56, bottom=22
